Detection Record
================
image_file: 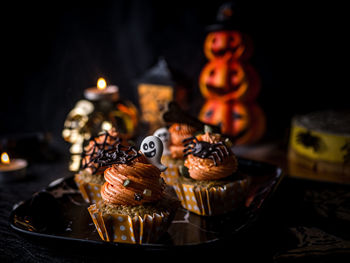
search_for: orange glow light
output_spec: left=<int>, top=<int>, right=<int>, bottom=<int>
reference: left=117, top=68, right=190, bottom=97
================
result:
left=1, top=152, right=10, bottom=164
left=97, top=78, right=107, bottom=90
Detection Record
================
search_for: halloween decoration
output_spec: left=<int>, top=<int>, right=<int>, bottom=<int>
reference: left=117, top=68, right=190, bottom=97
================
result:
left=199, top=100, right=265, bottom=145
left=95, top=144, right=140, bottom=166
left=183, top=136, right=231, bottom=166
left=153, top=127, right=171, bottom=156
left=204, top=30, right=245, bottom=60
left=155, top=120, right=198, bottom=186
left=140, top=136, right=167, bottom=172
left=163, top=101, right=220, bottom=133
left=199, top=60, right=260, bottom=102
left=73, top=129, right=123, bottom=204
left=137, top=58, right=190, bottom=133
left=62, top=78, right=139, bottom=171
left=81, top=130, right=122, bottom=174
left=198, top=2, right=265, bottom=143
left=288, top=110, right=350, bottom=181
left=87, top=135, right=179, bottom=245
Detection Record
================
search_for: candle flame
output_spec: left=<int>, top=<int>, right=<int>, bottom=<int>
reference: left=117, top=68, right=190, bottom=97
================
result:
left=1, top=152, right=10, bottom=164
left=97, top=78, right=107, bottom=90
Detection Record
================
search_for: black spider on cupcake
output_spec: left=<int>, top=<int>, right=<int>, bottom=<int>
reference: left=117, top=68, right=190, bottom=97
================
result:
left=182, top=136, right=231, bottom=166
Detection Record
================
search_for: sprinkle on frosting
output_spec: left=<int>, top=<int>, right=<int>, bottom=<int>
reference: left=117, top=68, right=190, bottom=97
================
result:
left=123, top=179, right=131, bottom=187
left=143, top=189, right=152, bottom=196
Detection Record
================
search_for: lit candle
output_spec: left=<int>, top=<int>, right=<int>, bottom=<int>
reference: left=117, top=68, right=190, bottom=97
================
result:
left=84, top=77, right=119, bottom=101
left=0, top=152, right=27, bottom=182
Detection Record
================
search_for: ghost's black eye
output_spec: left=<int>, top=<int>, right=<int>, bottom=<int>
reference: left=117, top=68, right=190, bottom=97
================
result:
left=149, top=141, right=155, bottom=148
left=143, top=144, right=148, bottom=150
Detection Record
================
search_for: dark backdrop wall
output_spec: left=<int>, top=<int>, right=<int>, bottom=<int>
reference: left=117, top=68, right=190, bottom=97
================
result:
left=1, top=0, right=348, bottom=142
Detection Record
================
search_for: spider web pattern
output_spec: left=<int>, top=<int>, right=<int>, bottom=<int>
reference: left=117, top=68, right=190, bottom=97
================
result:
left=94, top=144, right=141, bottom=166
left=80, top=131, right=121, bottom=173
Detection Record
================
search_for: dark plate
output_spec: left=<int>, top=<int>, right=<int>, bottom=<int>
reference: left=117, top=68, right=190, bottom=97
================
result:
left=9, top=157, right=283, bottom=249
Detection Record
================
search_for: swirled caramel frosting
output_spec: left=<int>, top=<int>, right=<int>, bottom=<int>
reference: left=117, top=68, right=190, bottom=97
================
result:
left=184, top=132, right=238, bottom=180
left=81, top=129, right=121, bottom=174
left=101, top=154, right=166, bottom=206
left=169, top=123, right=196, bottom=159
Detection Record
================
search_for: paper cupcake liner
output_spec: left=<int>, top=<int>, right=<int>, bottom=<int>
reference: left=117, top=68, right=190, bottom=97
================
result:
left=173, top=177, right=250, bottom=216
left=88, top=204, right=171, bottom=244
left=74, top=174, right=102, bottom=204
left=161, top=166, right=181, bottom=186
left=161, top=156, right=183, bottom=186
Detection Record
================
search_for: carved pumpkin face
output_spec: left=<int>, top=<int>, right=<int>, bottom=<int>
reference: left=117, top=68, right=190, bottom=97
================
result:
left=199, top=60, right=261, bottom=102
left=199, top=100, right=265, bottom=145
left=204, top=31, right=245, bottom=60
left=199, top=59, right=248, bottom=101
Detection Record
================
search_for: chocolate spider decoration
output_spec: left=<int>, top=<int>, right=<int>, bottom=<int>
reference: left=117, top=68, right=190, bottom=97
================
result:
left=296, top=131, right=322, bottom=152
left=94, top=144, right=141, bottom=166
left=81, top=130, right=121, bottom=173
left=182, top=136, right=231, bottom=166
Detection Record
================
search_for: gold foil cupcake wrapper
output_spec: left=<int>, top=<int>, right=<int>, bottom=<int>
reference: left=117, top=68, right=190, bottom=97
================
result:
left=88, top=204, right=170, bottom=244
left=174, top=178, right=249, bottom=216
left=74, top=174, right=102, bottom=204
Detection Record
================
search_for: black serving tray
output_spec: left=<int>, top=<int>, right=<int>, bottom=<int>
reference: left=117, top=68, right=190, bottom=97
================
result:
left=9, top=157, right=283, bottom=249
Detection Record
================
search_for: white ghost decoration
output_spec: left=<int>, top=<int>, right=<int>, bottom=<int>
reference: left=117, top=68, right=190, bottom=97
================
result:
left=140, top=136, right=167, bottom=172
left=153, top=127, right=170, bottom=156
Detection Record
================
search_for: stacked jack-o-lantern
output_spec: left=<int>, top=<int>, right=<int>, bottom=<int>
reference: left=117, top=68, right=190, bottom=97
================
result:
left=198, top=4, right=265, bottom=145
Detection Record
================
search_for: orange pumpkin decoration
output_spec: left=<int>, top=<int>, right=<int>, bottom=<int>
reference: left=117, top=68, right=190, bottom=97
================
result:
left=199, top=58, right=260, bottom=102
left=204, top=30, right=245, bottom=60
left=199, top=100, right=265, bottom=145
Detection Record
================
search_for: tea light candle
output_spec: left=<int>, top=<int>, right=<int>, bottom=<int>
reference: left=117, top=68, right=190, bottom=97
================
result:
left=84, top=78, right=119, bottom=101
left=0, top=152, right=27, bottom=182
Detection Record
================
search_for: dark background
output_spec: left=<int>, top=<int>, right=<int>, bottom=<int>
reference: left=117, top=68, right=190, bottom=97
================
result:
left=1, top=2, right=350, bottom=262
left=1, top=0, right=348, bottom=142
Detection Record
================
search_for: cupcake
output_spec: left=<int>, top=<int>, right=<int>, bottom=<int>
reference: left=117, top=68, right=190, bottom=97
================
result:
left=88, top=136, right=179, bottom=244
left=74, top=128, right=121, bottom=204
left=173, top=130, right=250, bottom=216
left=157, top=123, right=197, bottom=185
